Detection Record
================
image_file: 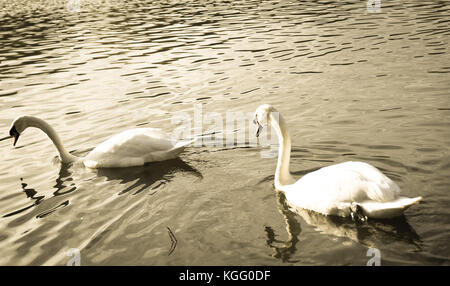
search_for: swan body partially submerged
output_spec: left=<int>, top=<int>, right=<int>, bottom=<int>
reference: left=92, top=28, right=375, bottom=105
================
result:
left=253, top=104, right=422, bottom=219
left=9, top=116, right=192, bottom=168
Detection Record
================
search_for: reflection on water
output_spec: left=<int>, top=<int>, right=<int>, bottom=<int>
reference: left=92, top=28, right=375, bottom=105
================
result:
left=4, top=164, right=76, bottom=221
left=266, top=191, right=422, bottom=264
left=265, top=192, right=302, bottom=263
left=3, top=158, right=202, bottom=219
left=2, top=178, right=44, bottom=218
left=0, top=0, right=449, bottom=265
left=96, top=159, right=203, bottom=196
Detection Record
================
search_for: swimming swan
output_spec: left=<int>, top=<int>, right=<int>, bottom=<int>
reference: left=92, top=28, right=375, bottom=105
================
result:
left=253, top=104, right=422, bottom=219
left=9, top=116, right=193, bottom=168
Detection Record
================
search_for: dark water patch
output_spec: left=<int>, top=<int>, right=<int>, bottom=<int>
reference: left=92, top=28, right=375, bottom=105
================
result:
left=65, top=111, right=81, bottom=115
left=36, top=200, right=69, bottom=219
left=379, top=107, right=402, bottom=112
left=136, top=92, right=171, bottom=99
left=0, top=90, right=18, bottom=97
left=290, top=71, right=322, bottom=74
left=241, top=88, right=260, bottom=95
left=330, top=62, right=354, bottom=66
left=196, top=97, right=211, bottom=101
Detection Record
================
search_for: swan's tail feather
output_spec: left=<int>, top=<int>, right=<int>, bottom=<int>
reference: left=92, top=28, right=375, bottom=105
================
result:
left=165, top=138, right=196, bottom=158
left=142, top=138, right=195, bottom=163
left=359, top=196, right=422, bottom=219
left=173, top=138, right=196, bottom=149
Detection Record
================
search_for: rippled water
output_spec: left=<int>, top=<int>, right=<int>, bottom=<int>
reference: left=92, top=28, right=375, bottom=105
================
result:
left=0, top=0, right=449, bottom=265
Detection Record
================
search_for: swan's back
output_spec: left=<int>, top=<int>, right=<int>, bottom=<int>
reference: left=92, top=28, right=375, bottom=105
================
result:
left=283, top=161, right=403, bottom=217
left=93, top=128, right=176, bottom=155
left=84, top=128, right=185, bottom=168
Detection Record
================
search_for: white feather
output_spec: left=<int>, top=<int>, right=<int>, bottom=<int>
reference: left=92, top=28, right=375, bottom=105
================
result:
left=253, top=105, right=422, bottom=219
left=10, top=116, right=192, bottom=168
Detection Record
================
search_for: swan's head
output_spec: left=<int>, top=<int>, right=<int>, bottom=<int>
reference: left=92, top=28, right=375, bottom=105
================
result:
left=9, top=116, right=29, bottom=146
left=253, top=104, right=273, bottom=137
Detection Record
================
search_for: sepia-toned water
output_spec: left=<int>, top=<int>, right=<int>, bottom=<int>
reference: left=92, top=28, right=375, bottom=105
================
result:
left=0, top=0, right=449, bottom=265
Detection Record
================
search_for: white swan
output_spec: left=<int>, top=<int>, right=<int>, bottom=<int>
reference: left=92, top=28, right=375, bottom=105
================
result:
left=253, top=104, right=422, bottom=219
left=9, top=116, right=193, bottom=168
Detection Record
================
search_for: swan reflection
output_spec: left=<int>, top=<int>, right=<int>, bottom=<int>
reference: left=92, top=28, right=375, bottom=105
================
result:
left=265, top=191, right=302, bottom=263
left=95, top=158, right=202, bottom=195
left=266, top=191, right=422, bottom=262
left=3, top=163, right=79, bottom=223
left=3, top=158, right=201, bottom=220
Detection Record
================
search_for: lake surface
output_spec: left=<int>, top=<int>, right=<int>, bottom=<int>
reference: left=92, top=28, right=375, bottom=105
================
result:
left=0, top=0, right=449, bottom=265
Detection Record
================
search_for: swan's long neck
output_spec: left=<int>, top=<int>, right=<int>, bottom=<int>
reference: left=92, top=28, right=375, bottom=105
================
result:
left=26, top=117, right=78, bottom=163
left=269, top=110, right=294, bottom=189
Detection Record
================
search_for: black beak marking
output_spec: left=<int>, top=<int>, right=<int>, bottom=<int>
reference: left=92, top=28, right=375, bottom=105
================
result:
left=9, top=126, right=20, bottom=146
left=256, top=124, right=263, bottom=138
left=253, top=117, right=263, bottom=137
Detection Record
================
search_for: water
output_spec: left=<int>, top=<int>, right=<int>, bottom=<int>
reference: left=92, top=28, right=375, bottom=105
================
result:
left=0, top=0, right=449, bottom=265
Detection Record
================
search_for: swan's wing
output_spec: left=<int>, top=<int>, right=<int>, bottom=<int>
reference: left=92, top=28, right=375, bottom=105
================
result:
left=84, top=128, right=179, bottom=167
left=284, top=161, right=401, bottom=215
left=93, top=128, right=176, bottom=155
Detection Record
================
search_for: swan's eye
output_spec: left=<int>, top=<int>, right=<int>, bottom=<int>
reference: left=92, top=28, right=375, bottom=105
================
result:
left=9, top=126, right=18, bottom=137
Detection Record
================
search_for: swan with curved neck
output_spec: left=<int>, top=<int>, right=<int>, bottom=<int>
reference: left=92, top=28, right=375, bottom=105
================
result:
left=253, top=104, right=422, bottom=219
left=9, top=116, right=193, bottom=168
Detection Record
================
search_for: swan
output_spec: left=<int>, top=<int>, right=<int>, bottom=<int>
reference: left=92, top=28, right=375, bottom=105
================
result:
left=253, top=104, right=422, bottom=219
left=8, top=116, right=193, bottom=168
